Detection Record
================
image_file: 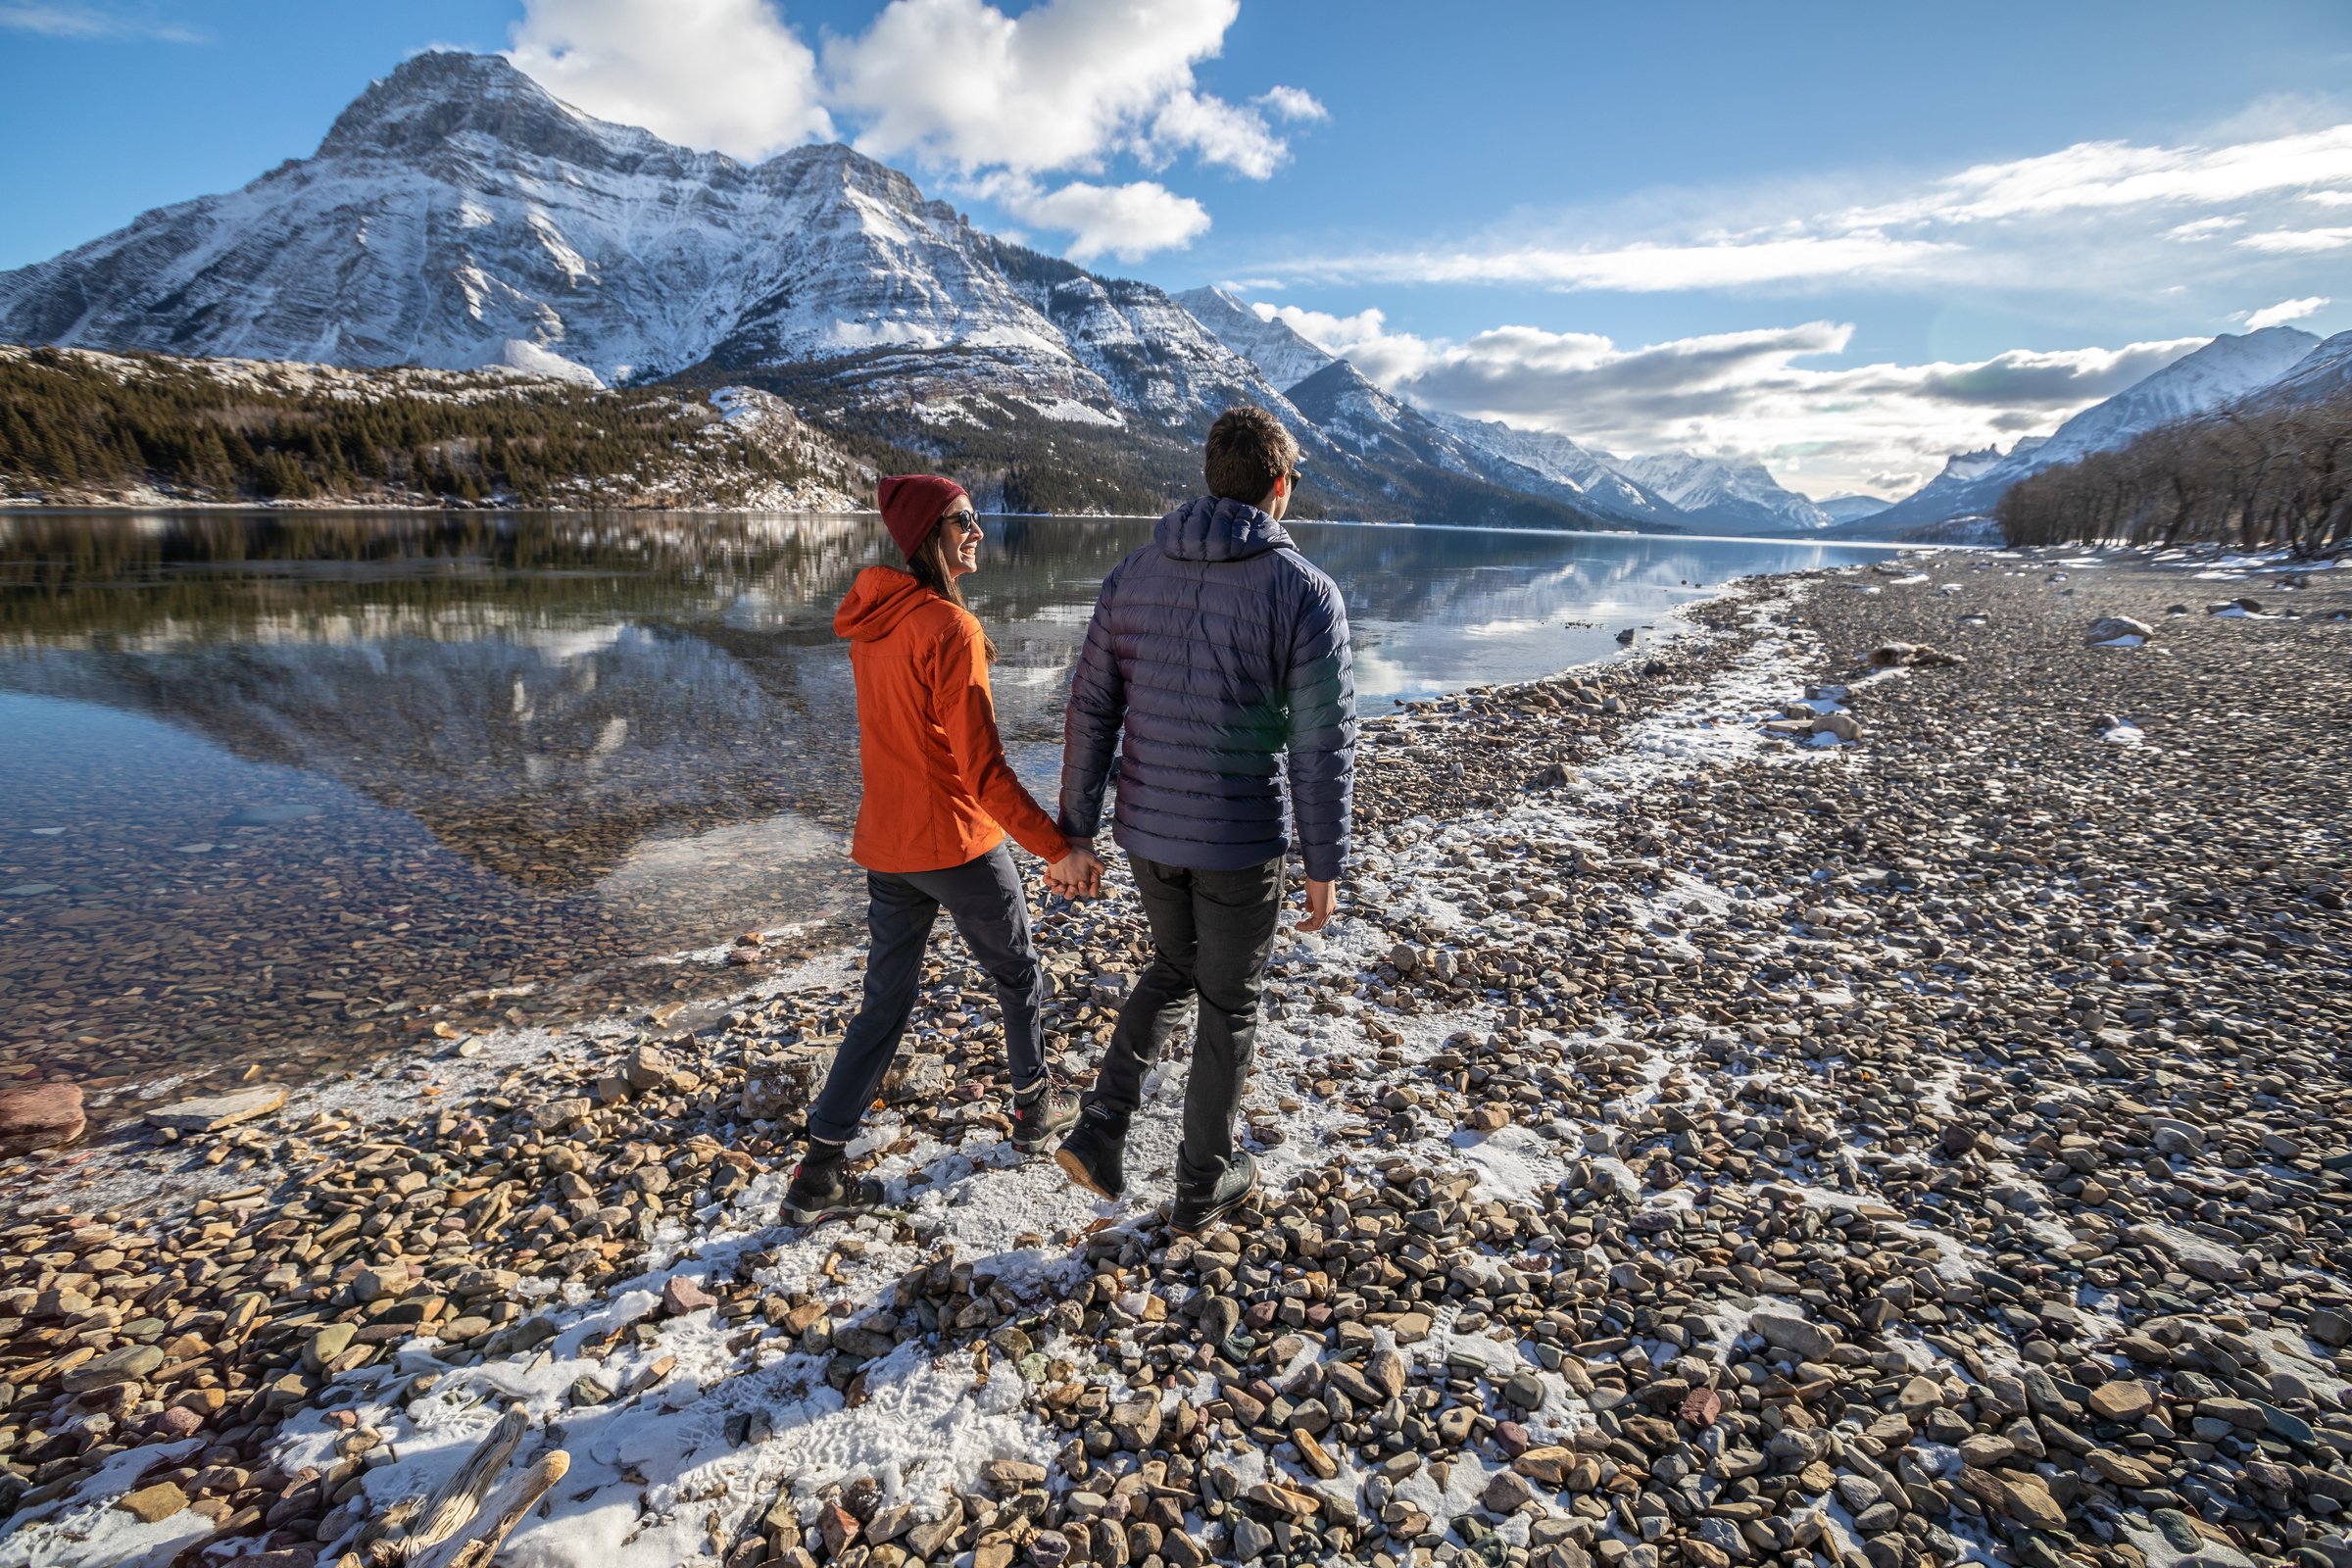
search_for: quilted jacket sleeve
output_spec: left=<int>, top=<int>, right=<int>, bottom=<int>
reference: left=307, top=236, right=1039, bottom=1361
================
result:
left=940, top=615, right=1070, bottom=863
left=1057, top=565, right=1127, bottom=841
left=1284, top=566, right=1356, bottom=882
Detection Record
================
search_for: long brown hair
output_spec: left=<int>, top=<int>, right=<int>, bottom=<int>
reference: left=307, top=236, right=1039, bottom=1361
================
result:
left=903, top=512, right=997, bottom=662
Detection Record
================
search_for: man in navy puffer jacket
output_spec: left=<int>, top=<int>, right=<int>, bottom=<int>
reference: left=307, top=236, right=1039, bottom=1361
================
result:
left=1053, top=406, right=1356, bottom=1234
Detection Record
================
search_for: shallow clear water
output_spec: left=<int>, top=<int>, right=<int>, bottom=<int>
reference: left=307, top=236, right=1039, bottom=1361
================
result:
left=0, top=510, right=1900, bottom=1105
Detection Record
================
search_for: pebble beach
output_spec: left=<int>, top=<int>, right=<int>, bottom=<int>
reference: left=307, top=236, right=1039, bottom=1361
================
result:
left=1, top=545, right=2348, bottom=1568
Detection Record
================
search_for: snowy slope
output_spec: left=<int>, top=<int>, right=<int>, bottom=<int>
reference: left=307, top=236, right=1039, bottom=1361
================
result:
left=1600, top=451, right=1833, bottom=533
left=1876, top=327, right=2320, bottom=526
left=1285, top=361, right=1478, bottom=470
left=1816, top=495, right=1893, bottom=524
left=1171, top=287, right=1338, bottom=393
left=1172, top=300, right=1683, bottom=526
left=1418, top=409, right=1687, bottom=525
left=2256, top=329, right=2352, bottom=408
left=1271, top=362, right=1639, bottom=528
left=2029, top=326, right=2318, bottom=467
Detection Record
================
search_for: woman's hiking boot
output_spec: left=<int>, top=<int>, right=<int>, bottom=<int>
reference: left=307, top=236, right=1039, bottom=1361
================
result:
left=1054, top=1104, right=1129, bottom=1200
left=783, top=1137, right=888, bottom=1226
left=1170, top=1149, right=1259, bottom=1236
left=1010, top=1076, right=1081, bottom=1153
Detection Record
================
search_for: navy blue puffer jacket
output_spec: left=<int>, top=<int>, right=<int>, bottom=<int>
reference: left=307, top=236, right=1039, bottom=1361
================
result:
left=1057, top=496, right=1356, bottom=881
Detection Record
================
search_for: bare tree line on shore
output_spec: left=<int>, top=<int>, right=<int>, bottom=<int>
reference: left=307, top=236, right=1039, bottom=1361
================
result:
left=1997, top=392, right=2352, bottom=558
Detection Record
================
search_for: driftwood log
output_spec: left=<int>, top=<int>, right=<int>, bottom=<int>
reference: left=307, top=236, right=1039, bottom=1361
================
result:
left=342, top=1407, right=567, bottom=1567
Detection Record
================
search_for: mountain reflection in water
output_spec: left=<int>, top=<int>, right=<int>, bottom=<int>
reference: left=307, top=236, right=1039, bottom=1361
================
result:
left=0, top=510, right=1899, bottom=1115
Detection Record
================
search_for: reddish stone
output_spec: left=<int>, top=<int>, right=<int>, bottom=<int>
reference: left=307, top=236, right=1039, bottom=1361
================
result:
left=155, top=1405, right=206, bottom=1440
left=817, top=1501, right=860, bottom=1556
left=662, top=1276, right=717, bottom=1315
left=0, top=1083, right=84, bottom=1156
left=1680, top=1388, right=1725, bottom=1427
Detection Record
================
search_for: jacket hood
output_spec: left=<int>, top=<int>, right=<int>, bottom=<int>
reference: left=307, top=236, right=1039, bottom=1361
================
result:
left=1154, top=495, right=1293, bottom=564
left=835, top=565, right=942, bottom=642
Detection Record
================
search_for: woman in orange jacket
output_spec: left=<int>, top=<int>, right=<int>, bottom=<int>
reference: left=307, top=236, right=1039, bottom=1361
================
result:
left=787, top=474, right=1103, bottom=1224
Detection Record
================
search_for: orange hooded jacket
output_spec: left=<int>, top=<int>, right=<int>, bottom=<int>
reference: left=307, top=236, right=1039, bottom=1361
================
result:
left=834, top=565, right=1071, bottom=874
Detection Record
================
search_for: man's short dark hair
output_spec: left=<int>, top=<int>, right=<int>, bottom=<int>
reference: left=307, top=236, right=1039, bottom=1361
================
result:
left=1204, top=406, right=1301, bottom=504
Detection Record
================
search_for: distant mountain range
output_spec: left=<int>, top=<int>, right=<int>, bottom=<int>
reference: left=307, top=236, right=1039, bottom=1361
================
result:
left=2, top=48, right=2341, bottom=536
left=1860, top=326, right=2328, bottom=532
left=1171, top=287, right=1835, bottom=533
left=1816, top=495, right=1893, bottom=525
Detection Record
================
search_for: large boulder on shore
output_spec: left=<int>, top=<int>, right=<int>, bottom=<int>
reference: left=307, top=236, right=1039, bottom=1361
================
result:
left=0, top=1082, right=86, bottom=1156
left=2084, top=616, right=2153, bottom=647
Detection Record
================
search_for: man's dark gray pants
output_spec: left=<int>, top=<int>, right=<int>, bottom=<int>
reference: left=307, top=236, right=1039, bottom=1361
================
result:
left=1084, top=853, right=1285, bottom=1188
left=806, top=843, right=1046, bottom=1145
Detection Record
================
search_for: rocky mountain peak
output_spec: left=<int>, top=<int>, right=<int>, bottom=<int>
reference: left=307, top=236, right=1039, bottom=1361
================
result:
left=1172, top=287, right=1336, bottom=394
left=318, top=50, right=647, bottom=167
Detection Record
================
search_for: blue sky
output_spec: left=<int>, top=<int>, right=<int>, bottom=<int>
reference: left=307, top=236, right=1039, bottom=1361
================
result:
left=4, top=0, right=2350, bottom=496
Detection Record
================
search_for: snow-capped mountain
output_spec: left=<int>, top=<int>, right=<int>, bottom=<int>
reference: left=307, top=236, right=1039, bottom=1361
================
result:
left=1285, top=361, right=1470, bottom=467
left=1174, top=300, right=1687, bottom=529
left=1173, top=287, right=1337, bottom=393
left=1175, top=290, right=1829, bottom=534
left=1162, top=296, right=1657, bottom=527
left=1816, top=495, right=1893, bottom=524
left=1875, top=326, right=2320, bottom=527
left=1417, top=410, right=1686, bottom=525
left=1599, top=451, right=1834, bottom=533
left=2026, top=326, right=2318, bottom=468
left=0, top=50, right=1290, bottom=430
left=0, top=50, right=1628, bottom=525
left=1275, top=360, right=1651, bottom=529
left=2257, top=329, right=2352, bottom=408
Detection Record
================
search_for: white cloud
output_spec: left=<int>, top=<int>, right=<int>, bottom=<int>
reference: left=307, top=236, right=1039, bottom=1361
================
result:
left=2166, top=216, right=2244, bottom=240
left=980, top=174, right=1209, bottom=262
left=508, top=0, right=831, bottom=158
left=2236, top=227, right=2352, bottom=253
left=1266, top=116, right=2352, bottom=298
left=0, top=1, right=202, bottom=40
left=1848, top=123, right=2352, bottom=226
left=1148, top=89, right=1286, bottom=178
left=1283, top=232, right=1952, bottom=292
left=507, top=0, right=1288, bottom=261
left=821, top=0, right=1276, bottom=176
left=2244, top=296, right=2331, bottom=328
left=1231, top=288, right=2210, bottom=497
left=821, top=0, right=1293, bottom=256
left=1255, top=85, right=1327, bottom=122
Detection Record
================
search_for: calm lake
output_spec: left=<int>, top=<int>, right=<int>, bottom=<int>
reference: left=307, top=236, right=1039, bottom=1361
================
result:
left=0, top=511, right=1903, bottom=1111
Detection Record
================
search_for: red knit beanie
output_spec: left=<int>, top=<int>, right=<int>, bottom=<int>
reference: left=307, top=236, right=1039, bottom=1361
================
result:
left=877, top=474, right=968, bottom=560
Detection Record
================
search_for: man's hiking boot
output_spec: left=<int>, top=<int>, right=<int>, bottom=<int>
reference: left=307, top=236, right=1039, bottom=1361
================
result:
left=1010, top=1076, right=1081, bottom=1153
left=1054, top=1105, right=1129, bottom=1200
left=783, top=1138, right=887, bottom=1226
left=1170, top=1148, right=1259, bottom=1236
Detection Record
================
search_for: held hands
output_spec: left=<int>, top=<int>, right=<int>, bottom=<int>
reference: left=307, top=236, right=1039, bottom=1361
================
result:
left=1298, top=877, right=1337, bottom=933
left=1047, top=842, right=1104, bottom=900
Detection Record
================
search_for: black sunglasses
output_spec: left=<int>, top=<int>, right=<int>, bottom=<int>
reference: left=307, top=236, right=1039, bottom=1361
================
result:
left=942, top=508, right=981, bottom=534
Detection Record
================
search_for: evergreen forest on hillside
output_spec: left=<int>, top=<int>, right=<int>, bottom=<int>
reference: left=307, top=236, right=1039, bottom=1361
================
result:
left=0, top=348, right=840, bottom=507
